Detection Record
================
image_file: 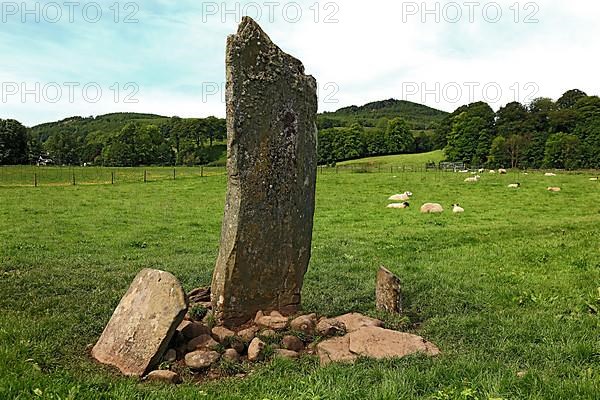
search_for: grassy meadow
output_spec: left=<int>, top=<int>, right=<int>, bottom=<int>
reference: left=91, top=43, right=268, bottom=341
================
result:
left=0, top=168, right=599, bottom=399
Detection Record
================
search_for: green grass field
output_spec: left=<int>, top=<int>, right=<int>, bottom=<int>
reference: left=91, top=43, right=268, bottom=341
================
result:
left=0, top=169, right=599, bottom=399
left=338, top=150, right=445, bottom=167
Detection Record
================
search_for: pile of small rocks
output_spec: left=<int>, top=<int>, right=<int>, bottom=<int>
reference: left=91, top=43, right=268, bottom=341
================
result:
left=145, top=292, right=439, bottom=385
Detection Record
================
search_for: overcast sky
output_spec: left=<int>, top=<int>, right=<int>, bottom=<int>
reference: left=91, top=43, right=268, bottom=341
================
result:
left=1, top=0, right=598, bottom=126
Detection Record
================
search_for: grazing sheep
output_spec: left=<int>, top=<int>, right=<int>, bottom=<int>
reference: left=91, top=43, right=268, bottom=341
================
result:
left=464, top=175, right=481, bottom=183
left=452, top=204, right=465, bottom=213
left=508, top=183, right=521, bottom=188
left=590, top=177, right=598, bottom=181
left=547, top=187, right=561, bottom=192
left=420, top=203, right=444, bottom=213
left=478, top=168, right=485, bottom=173
left=387, top=202, right=410, bottom=209
left=489, top=170, right=496, bottom=174
left=545, top=173, right=557, bottom=177
left=498, top=168, right=507, bottom=174
left=459, top=169, right=470, bottom=173
left=388, top=191, right=412, bottom=201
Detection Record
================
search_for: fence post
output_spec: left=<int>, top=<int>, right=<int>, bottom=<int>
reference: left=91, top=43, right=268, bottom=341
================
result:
left=144, top=170, right=147, bottom=183
left=34, top=173, right=37, bottom=187
left=201, top=166, right=204, bottom=177
left=111, top=171, right=114, bottom=185
left=173, top=168, right=176, bottom=180
left=72, top=172, right=76, bottom=186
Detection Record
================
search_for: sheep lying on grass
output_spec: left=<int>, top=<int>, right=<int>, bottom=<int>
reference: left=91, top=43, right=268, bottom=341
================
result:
left=387, top=202, right=410, bottom=209
left=464, top=175, right=481, bottom=183
left=545, top=173, right=557, bottom=177
left=489, top=170, right=496, bottom=174
left=452, top=204, right=465, bottom=213
left=508, top=183, right=521, bottom=188
left=420, top=203, right=444, bottom=213
left=388, top=191, right=413, bottom=201
left=499, top=168, right=507, bottom=174
left=590, top=177, right=598, bottom=181
left=547, top=187, right=561, bottom=192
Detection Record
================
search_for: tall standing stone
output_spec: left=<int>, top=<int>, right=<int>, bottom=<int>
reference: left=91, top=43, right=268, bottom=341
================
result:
left=211, top=17, right=318, bottom=327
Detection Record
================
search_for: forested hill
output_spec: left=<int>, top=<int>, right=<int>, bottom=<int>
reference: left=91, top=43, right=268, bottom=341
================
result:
left=30, top=113, right=168, bottom=141
left=318, top=99, right=448, bottom=130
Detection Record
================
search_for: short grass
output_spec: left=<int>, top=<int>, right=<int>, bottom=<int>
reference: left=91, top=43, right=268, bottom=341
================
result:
left=0, top=170, right=599, bottom=399
left=338, top=150, right=445, bottom=167
left=0, top=166, right=226, bottom=187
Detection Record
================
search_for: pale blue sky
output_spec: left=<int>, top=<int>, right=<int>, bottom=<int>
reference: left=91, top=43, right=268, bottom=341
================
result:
left=1, top=0, right=598, bottom=126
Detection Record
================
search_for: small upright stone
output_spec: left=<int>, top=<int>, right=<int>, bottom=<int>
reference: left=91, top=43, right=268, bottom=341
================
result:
left=92, top=269, right=188, bottom=377
left=211, top=16, right=318, bottom=327
left=376, top=267, right=403, bottom=314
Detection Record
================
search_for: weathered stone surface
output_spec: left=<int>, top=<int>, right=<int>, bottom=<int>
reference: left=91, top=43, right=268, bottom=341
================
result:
left=259, top=329, right=277, bottom=338
left=237, top=326, right=259, bottom=342
left=187, top=334, right=218, bottom=352
left=281, top=335, right=304, bottom=352
left=212, top=326, right=236, bottom=343
left=211, top=16, right=318, bottom=327
left=92, top=269, right=188, bottom=377
left=275, top=349, right=299, bottom=359
left=185, top=350, right=221, bottom=370
left=181, top=321, right=210, bottom=340
left=290, top=314, right=317, bottom=335
left=316, top=318, right=346, bottom=337
left=163, top=349, right=177, bottom=363
left=255, top=311, right=288, bottom=330
left=347, top=326, right=440, bottom=359
left=333, top=313, right=383, bottom=333
left=248, top=338, right=266, bottom=361
left=223, top=348, right=240, bottom=362
left=146, top=370, right=182, bottom=384
left=376, top=267, right=402, bottom=314
left=316, top=336, right=357, bottom=366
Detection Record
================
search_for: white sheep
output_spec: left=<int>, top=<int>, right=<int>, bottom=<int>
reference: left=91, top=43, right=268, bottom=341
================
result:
left=489, top=170, right=496, bottom=174
left=545, top=173, right=557, bottom=177
left=547, top=187, right=561, bottom=192
left=508, top=183, right=521, bottom=188
left=387, top=202, right=410, bottom=209
left=452, top=204, right=465, bottom=213
left=589, top=177, right=598, bottom=181
left=420, top=203, right=444, bottom=213
left=388, top=191, right=413, bottom=201
left=499, top=168, right=507, bottom=174
left=464, top=175, right=481, bottom=183
left=478, top=168, right=485, bottom=173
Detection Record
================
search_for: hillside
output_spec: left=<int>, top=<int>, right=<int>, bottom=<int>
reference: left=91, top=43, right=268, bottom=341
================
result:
left=30, top=113, right=171, bottom=143
left=318, top=99, right=448, bottom=130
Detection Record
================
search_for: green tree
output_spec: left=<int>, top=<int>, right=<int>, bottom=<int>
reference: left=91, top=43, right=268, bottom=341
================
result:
left=385, top=118, right=414, bottom=154
left=543, top=133, right=581, bottom=169
left=0, top=119, right=29, bottom=165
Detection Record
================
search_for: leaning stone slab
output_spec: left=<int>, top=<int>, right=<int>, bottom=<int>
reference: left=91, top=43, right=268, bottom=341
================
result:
left=348, top=326, right=440, bottom=359
left=211, top=16, right=318, bottom=327
left=92, top=269, right=188, bottom=377
left=376, top=267, right=403, bottom=314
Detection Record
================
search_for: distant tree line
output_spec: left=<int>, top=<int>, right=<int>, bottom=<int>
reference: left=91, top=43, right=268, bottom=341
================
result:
left=318, top=118, right=435, bottom=165
left=0, top=115, right=226, bottom=166
left=437, top=89, right=600, bottom=169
